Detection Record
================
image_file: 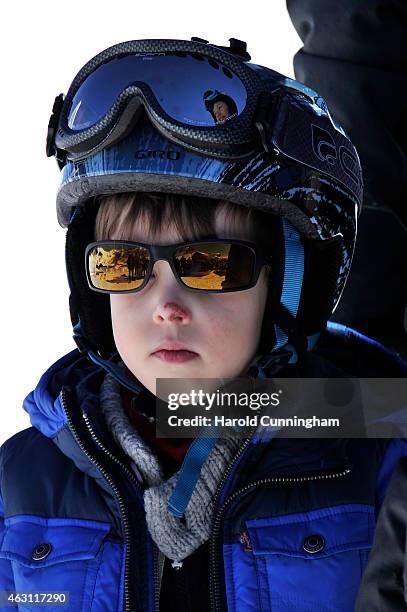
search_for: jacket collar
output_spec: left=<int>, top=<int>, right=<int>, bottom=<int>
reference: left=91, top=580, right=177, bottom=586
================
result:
left=22, top=349, right=112, bottom=474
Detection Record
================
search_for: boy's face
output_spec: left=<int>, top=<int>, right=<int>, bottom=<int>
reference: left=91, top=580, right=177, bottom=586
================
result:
left=213, top=101, right=230, bottom=123
left=109, top=206, right=269, bottom=395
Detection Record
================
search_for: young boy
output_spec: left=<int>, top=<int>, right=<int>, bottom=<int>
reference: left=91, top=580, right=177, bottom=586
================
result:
left=1, top=37, right=406, bottom=612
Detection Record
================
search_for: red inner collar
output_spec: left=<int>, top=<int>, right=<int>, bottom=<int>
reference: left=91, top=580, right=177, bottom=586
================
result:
left=120, top=386, right=193, bottom=475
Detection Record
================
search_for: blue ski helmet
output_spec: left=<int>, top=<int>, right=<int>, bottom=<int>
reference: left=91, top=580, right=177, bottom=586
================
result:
left=47, top=37, right=363, bottom=387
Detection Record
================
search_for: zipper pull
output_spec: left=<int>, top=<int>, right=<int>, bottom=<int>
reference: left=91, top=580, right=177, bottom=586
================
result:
left=239, top=527, right=253, bottom=552
left=171, top=559, right=183, bottom=570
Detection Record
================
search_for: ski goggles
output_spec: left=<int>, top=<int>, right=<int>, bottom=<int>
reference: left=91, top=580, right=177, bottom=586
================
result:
left=47, top=38, right=269, bottom=166
left=85, top=239, right=271, bottom=294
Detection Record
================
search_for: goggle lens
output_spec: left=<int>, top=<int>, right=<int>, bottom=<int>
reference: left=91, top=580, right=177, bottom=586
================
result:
left=68, top=52, right=247, bottom=131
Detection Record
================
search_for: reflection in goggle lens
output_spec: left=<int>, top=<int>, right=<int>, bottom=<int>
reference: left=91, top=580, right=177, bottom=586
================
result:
left=68, top=52, right=246, bottom=130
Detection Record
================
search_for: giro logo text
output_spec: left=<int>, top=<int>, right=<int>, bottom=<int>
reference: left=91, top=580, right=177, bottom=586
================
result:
left=135, top=149, right=182, bottom=160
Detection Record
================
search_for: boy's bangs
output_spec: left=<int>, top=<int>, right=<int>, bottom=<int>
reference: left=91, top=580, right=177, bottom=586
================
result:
left=93, top=192, right=275, bottom=250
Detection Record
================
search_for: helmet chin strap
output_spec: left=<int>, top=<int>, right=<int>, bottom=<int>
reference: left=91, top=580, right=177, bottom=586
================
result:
left=73, top=316, right=294, bottom=398
left=244, top=345, right=294, bottom=379
left=73, top=319, right=145, bottom=395
left=78, top=324, right=319, bottom=400
left=244, top=306, right=322, bottom=379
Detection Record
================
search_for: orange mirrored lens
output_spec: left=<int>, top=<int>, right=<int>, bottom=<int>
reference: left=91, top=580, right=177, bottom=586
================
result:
left=88, top=245, right=150, bottom=291
left=173, top=242, right=254, bottom=290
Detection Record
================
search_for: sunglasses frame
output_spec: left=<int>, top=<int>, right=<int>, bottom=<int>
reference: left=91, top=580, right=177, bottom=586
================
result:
left=85, top=238, right=271, bottom=295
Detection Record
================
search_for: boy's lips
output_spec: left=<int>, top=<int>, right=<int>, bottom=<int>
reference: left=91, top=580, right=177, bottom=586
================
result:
left=151, top=341, right=199, bottom=363
left=151, top=341, right=197, bottom=353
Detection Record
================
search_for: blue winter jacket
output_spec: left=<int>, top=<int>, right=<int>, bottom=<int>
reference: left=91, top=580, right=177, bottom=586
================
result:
left=1, top=322, right=407, bottom=612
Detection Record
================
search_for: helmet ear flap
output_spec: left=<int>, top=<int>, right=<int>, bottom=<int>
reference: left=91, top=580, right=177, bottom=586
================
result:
left=258, top=220, right=344, bottom=357
left=65, top=203, right=116, bottom=357
left=297, top=236, right=344, bottom=336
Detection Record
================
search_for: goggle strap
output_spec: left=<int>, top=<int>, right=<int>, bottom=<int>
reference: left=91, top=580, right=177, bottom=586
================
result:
left=254, top=89, right=283, bottom=154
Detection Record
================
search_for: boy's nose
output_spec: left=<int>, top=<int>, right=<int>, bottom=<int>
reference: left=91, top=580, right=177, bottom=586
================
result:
left=153, top=300, right=192, bottom=324
left=151, top=261, right=192, bottom=324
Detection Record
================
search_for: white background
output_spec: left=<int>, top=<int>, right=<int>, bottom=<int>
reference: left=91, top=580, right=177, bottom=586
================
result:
left=1, top=1, right=301, bottom=444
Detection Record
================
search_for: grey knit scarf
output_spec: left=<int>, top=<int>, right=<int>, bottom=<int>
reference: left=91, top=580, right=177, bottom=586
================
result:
left=99, top=365, right=241, bottom=563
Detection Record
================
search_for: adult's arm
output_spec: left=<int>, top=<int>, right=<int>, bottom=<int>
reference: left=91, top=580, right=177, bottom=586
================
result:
left=356, top=455, right=407, bottom=611
left=286, top=0, right=407, bottom=354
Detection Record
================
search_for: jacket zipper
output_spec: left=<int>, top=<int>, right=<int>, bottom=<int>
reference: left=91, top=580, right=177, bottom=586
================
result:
left=60, top=387, right=162, bottom=612
left=153, top=544, right=166, bottom=611
left=208, top=430, right=351, bottom=612
left=208, top=431, right=254, bottom=612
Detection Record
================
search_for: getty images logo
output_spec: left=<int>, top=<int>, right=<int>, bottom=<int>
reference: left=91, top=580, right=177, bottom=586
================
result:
left=311, top=124, right=360, bottom=187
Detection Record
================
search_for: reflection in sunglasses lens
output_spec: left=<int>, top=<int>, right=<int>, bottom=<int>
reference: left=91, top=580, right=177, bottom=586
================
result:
left=174, top=243, right=254, bottom=290
left=88, top=245, right=150, bottom=291
left=88, top=242, right=256, bottom=292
